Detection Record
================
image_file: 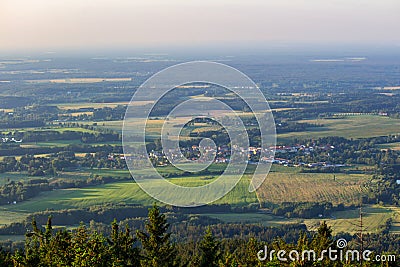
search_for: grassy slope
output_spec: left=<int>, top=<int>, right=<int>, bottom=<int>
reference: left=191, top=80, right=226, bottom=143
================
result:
left=304, top=205, right=396, bottom=234
left=0, top=175, right=257, bottom=214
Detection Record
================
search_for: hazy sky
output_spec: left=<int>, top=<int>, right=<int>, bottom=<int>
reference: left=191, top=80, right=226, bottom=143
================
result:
left=1, top=0, right=399, bottom=52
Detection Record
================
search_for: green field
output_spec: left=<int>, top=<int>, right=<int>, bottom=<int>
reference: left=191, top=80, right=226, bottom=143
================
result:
left=48, top=127, right=98, bottom=133
left=0, top=174, right=258, bottom=216
left=55, top=101, right=130, bottom=110
left=202, top=212, right=301, bottom=227
left=388, top=206, right=400, bottom=234
left=0, top=169, right=375, bottom=231
left=1, top=126, right=97, bottom=135
left=0, top=166, right=372, bottom=216
left=104, top=119, right=163, bottom=137
left=278, top=115, right=400, bottom=142
left=204, top=205, right=399, bottom=234
left=86, top=169, right=131, bottom=178
left=0, top=210, right=29, bottom=226
left=304, top=205, right=397, bottom=234
left=21, top=140, right=122, bottom=149
left=0, top=172, right=30, bottom=186
left=0, top=164, right=228, bottom=185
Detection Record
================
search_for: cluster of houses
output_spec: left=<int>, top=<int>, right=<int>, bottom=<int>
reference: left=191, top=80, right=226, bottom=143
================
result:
left=273, top=144, right=335, bottom=154
left=147, top=142, right=348, bottom=169
left=107, top=153, right=126, bottom=160
left=260, top=144, right=348, bottom=168
left=270, top=158, right=346, bottom=168
left=149, top=145, right=236, bottom=165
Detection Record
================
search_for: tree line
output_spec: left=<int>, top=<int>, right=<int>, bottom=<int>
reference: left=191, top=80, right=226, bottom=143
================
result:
left=0, top=205, right=398, bottom=266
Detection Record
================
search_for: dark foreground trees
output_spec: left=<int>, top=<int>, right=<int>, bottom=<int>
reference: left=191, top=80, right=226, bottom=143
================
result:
left=136, top=204, right=176, bottom=267
left=0, top=206, right=398, bottom=267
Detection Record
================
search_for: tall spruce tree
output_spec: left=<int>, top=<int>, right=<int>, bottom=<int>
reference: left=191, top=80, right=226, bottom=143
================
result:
left=198, top=227, right=221, bottom=267
left=109, top=219, right=140, bottom=267
left=137, top=204, right=176, bottom=267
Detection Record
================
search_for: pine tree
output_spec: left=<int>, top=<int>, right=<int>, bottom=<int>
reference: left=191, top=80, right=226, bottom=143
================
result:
left=311, top=221, right=334, bottom=266
left=71, top=223, right=110, bottom=267
left=198, top=227, right=221, bottom=267
left=296, top=232, right=311, bottom=266
left=137, top=204, right=176, bottom=267
left=109, top=219, right=140, bottom=267
left=0, top=247, right=12, bottom=267
left=23, top=217, right=45, bottom=266
left=312, top=221, right=333, bottom=250
left=242, top=237, right=263, bottom=267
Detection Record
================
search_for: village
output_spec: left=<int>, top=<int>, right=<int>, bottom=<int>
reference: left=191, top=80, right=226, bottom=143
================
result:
left=148, top=142, right=348, bottom=169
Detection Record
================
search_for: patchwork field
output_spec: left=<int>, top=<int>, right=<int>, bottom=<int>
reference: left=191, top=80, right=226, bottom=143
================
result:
left=2, top=127, right=97, bottom=135
left=0, top=110, right=398, bottom=240
left=22, top=140, right=121, bottom=148
left=256, top=172, right=371, bottom=205
left=55, top=100, right=156, bottom=111
left=0, top=169, right=374, bottom=225
left=0, top=163, right=229, bottom=187
left=78, top=115, right=400, bottom=143
left=0, top=174, right=258, bottom=218
left=99, top=119, right=162, bottom=136
left=202, top=205, right=400, bottom=235
left=278, top=115, right=400, bottom=142
left=27, top=78, right=132, bottom=84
